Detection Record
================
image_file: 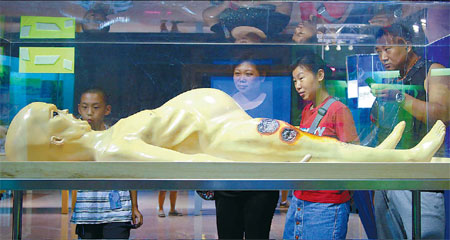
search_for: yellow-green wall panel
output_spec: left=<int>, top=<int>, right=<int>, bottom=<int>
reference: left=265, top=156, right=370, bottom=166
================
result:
left=20, top=16, right=75, bottom=39
left=19, top=47, right=74, bottom=73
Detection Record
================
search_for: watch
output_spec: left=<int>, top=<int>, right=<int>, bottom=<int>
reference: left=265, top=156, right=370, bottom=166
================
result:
left=395, top=92, right=405, bottom=103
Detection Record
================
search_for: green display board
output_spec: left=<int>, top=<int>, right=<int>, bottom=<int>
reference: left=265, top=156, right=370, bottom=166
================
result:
left=19, top=47, right=74, bottom=73
left=20, top=16, right=75, bottom=39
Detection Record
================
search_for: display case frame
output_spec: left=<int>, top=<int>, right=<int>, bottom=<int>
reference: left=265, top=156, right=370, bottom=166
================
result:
left=1, top=1, right=449, bottom=239
left=1, top=159, right=449, bottom=240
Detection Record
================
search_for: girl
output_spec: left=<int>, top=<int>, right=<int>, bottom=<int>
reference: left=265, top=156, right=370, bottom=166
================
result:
left=283, top=54, right=359, bottom=239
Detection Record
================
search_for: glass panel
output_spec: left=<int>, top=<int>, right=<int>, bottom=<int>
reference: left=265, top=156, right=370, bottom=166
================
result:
left=0, top=1, right=449, bottom=239
left=0, top=1, right=447, bottom=45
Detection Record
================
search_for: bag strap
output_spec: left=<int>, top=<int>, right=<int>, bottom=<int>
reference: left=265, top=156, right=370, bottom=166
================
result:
left=308, top=97, right=337, bottom=134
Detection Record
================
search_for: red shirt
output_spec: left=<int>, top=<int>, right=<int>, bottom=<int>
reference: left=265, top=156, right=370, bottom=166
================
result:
left=299, top=2, right=350, bottom=22
left=294, top=97, right=359, bottom=203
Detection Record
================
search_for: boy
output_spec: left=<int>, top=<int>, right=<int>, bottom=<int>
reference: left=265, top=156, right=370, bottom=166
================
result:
left=71, top=88, right=143, bottom=239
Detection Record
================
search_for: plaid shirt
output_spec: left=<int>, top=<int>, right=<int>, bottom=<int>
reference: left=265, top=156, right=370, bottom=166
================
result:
left=71, top=190, right=132, bottom=224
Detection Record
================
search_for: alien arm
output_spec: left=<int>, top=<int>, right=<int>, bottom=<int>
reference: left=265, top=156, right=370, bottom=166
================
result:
left=97, top=138, right=230, bottom=162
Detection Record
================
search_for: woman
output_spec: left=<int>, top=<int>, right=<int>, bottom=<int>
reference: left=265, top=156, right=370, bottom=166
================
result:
left=214, top=57, right=278, bottom=239
left=231, top=58, right=272, bottom=118
left=283, top=54, right=359, bottom=239
left=214, top=189, right=279, bottom=239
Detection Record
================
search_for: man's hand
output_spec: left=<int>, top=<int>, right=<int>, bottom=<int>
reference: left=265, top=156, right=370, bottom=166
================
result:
left=371, top=88, right=400, bottom=102
left=370, top=83, right=411, bottom=103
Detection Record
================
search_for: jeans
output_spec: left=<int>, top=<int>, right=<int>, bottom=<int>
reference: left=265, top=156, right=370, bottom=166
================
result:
left=283, top=196, right=350, bottom=240
left=374, top=190, right=445, bottom=239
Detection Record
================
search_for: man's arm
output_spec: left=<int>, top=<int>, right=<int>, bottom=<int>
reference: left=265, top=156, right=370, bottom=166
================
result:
left=402, top=63, right=449, bottom=124
left=130, top=190, right=143, bottom=228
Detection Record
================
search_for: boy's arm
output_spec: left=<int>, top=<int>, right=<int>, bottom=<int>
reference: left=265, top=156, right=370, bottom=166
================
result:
left=130, top=190, right=143, bottom=228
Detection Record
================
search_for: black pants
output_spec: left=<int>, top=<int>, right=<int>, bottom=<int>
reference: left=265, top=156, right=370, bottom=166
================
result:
left=214, top=191, right=279, bottom=239
left=76, top=222, right=131, bottom=239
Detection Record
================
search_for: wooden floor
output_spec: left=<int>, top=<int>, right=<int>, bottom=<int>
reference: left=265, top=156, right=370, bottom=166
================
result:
left=0, top=190, right=368, bottom=239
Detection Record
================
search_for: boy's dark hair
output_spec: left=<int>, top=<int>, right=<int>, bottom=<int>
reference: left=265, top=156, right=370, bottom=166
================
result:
left=80, top=88, right=109, bottom=104
left=290, top=53, right=331, bottom=79
left=375, top=23, right=412, bottom=44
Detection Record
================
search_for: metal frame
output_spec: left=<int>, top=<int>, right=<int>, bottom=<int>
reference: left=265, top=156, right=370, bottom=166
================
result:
left=1, top=161, right=449, bottom=239
left=1, top=178, right=449, bottom=191
left=1, top=161, right=449, bottom=186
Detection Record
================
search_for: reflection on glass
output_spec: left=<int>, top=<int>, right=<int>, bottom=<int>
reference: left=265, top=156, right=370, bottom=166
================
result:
left=211, top=55, right=291, bottom=122
left=79, top=1, right=133, bottom=32
left=292, top=20, right=317, bottom=43
left=232, top=61, right=266, bottom=111
left=203, top=1, right=292, bottom=42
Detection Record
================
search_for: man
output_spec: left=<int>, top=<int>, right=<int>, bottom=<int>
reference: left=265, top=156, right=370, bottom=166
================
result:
left=372, top=24, right=449, bottom=239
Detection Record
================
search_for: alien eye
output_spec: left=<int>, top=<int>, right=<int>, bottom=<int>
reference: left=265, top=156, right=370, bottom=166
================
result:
left=52, top=111, right=59, bottom=117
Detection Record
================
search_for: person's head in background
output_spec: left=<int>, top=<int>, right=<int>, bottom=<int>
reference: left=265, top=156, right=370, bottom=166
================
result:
left=292, top=17, right=318, bottom=43
left=231, top=26, right=267, bottom=43
left=232, top=54, right=268, bottom=103
left=78, top=88, right=111, bottom=131
left=375, top=23, right=418, bottom=75
left=291, top=54, right=332, bottom=107
left=81, top=9, right=110, bottom=33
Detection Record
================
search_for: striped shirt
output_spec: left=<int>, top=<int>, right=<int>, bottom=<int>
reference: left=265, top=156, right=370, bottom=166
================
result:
left=71, top=190, right=132, bottom=224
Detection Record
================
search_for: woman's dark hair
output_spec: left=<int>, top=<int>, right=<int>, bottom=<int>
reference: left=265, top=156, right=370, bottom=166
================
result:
left=290, top=53, right=331, bottom=79
left=231, top=52, right=270, bottom=76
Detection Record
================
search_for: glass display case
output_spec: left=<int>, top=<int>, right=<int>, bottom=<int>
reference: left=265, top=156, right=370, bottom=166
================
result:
left=0, top=1, right=449, bottom=239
